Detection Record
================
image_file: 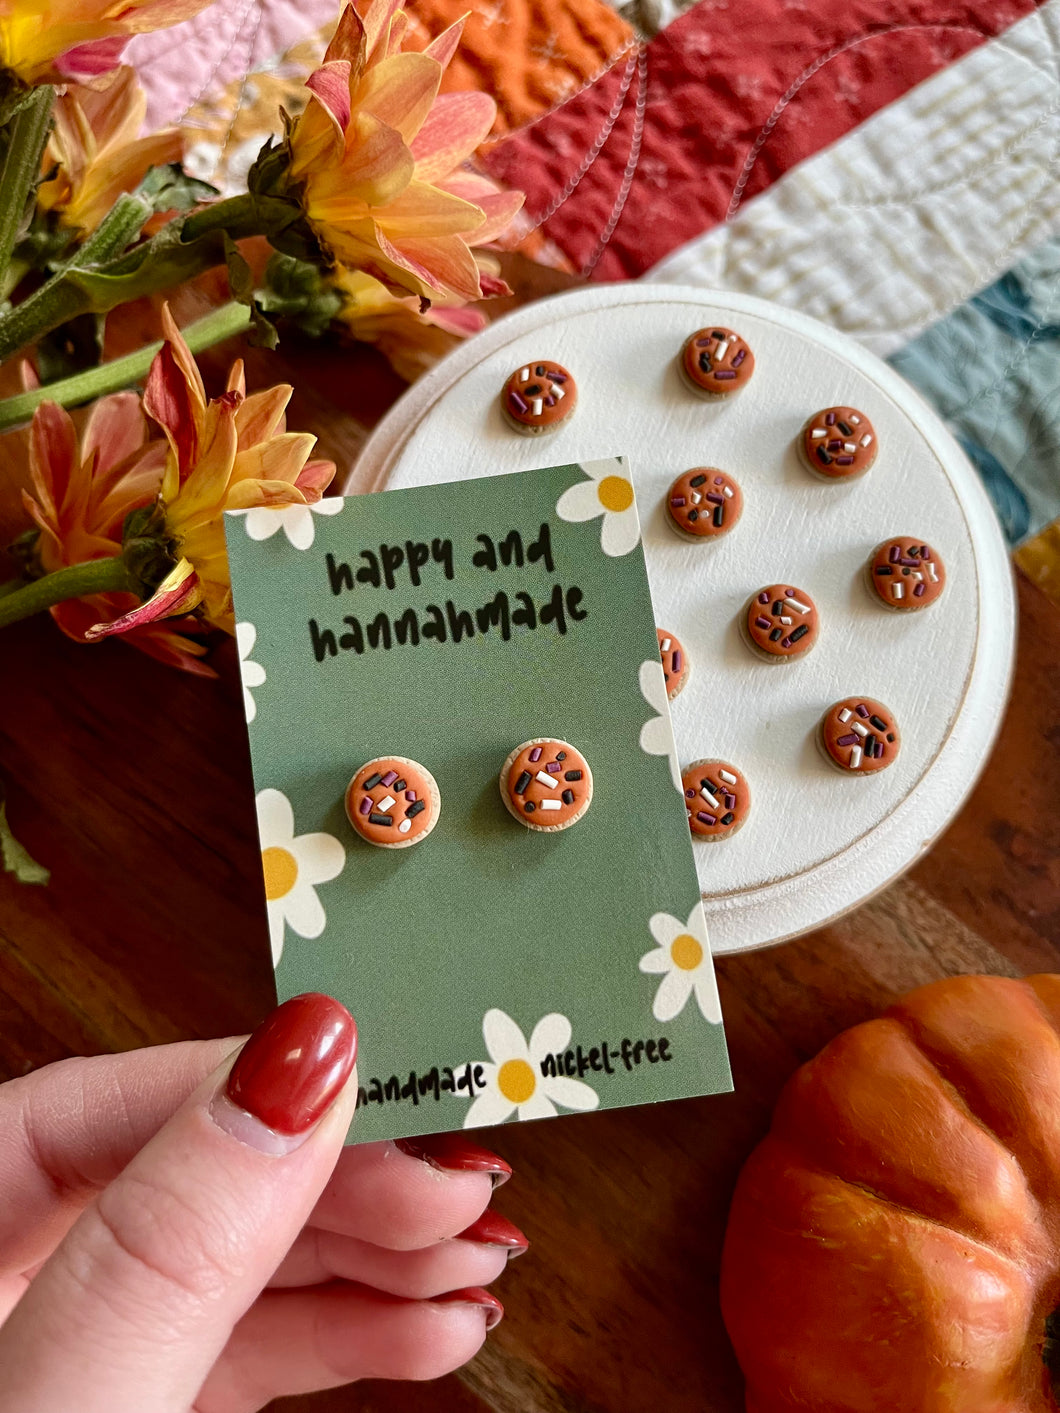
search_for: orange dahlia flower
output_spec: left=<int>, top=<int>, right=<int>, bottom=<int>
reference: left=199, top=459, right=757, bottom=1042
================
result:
left=332, top=266, right=487, bottom=381
left=37, top=66, right=182, bottom=236
left=0, top=0, right=215, bottom=85
left=286, top=1, right=522, bottom=305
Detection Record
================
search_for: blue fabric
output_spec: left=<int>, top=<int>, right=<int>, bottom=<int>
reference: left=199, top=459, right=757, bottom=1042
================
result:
left=889, top=235, right=1060, bottom=546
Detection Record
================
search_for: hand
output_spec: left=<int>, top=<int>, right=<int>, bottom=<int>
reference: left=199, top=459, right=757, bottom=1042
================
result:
left=0, top=994, right=524, bottom=1412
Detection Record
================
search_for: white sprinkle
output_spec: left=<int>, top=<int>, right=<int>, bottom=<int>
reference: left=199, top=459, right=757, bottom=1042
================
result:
left=519, top=367, right=529, bottom=381
left=531, top=398, right=543, bottom=416
left=700, top=787, right=721, bottom=810
left=843, top=442, right=856, bottom=453
left=849, top=414, right=861, bottom=425
left=553, top=383, right=565, bottom=400
left=691, top=491, right=702, bottom=504
left=860, top=433, right=873, bottom=447
left=892, top=582, right=904, bottom=600
left=377, top=795, right=396, bottom=813
left=723, top=485, right=734, bottom=498
left=849, top=745, right=862, bottom=769
left=713, top=338, right=730, bottom=363
left=910, top=570, right=923, bottom=582
left=852, top=721, right=869, bottom=738
left=540, top=798, right=562, bottom=811
left=780, top=616, right=792, bottom=626
left=786, top=597, right=811, bottom=614
left=719, top=769, right=737, bottom=785
left=398, top=819, right=412, bottom=833
left=926, top=563, right=939, bottom=583
left=660, top=637, right=672, bottom=651
left=535, top=771, right=558, bottom=789
left=811, top=428, right=827, bottom=439
left=838, top=708, right=852, bottom=723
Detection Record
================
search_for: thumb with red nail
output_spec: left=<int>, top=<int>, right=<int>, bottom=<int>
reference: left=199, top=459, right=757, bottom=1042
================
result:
left=0, top=994, right=518, bottom=1412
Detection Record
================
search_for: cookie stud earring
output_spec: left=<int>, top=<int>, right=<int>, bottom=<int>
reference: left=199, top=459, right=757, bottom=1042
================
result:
left=500, top=738, right=592, bottom=831
left=345, top=757, right=440, bottom=848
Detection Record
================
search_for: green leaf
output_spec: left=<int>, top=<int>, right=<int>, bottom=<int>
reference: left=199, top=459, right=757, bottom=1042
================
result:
left=259, top=252, right=345, bottom=338
left=135, top=162, right=220, bottom=215
left=0, top=797, right=49, bottom=887
left=223, top=232, right=279, bottom=349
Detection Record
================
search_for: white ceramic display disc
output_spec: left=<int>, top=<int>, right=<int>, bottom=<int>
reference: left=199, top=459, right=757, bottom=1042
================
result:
left=346, top=285, right=1015, bottom=954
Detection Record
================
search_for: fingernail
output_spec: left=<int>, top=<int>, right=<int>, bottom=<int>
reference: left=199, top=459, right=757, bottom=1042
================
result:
left=395, top=1134, right=512, bottom=1186
left=213, top=994, right=357, bottom=1153
left=432, top=1287, right=504, bottom=1331
left=457, top=1211, right=529, bottom=1258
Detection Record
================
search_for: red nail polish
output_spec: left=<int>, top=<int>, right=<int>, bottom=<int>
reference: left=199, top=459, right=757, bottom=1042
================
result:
left=457, top=1211, right=529, bottom=1257
left=226, top=994, right=357, bottom=1136
left=432, top=1287, right=504, bottom=1330
left=396, top=1134, right=512, bottom=1185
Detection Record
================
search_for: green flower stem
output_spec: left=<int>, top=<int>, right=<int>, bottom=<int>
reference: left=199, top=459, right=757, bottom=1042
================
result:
left=0, top=557, right=131, bottom=630
left=0, top=192, right=284, bottom=365
left=0, top=300, right=253, bottom=432
left=0, top=86, right=53, bottom=289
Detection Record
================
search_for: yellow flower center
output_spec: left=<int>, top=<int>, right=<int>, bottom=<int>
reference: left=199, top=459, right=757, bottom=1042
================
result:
left=497, top=1058, right=536, bottom=1105
left=670, top=933, right=704, bottom=971
left=262, top=846, right=299, bottom=901
left=597, top=475, right=634, bottom=513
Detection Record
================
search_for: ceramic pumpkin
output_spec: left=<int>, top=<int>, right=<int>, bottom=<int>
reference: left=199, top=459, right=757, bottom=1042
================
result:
left=721, top=974, right=1060, bottom=1412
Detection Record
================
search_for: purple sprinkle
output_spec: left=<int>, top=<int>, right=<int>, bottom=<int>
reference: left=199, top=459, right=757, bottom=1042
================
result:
left=706, top=493, right=724, bottom=504
left=732, top=348, right=746, bottom=367
left=825, top=412, right=836, bottom=425
left=672, top=651, right=682, bottom=671
left=914, top=581, right=926, bottom=597
left=889, top=545, right=901, bottom=562
left=781, top=636, right=792, bottom=648
left=381, top=770, right=398, bottom=787
left=856, top=704, right=869, bottom=717
left=529, top=746, right=542, bottom=763
left=359, top=796, right=372, bottom=815
left=545, top=394, right=556, bottom=408
left=686, top=789, right=696, bottom=799
left=546, top=761, right=561, bottom=774
left=835, top=456, right=854, bottom=465
left=549, top=370, right=567, bottom=383
left=670, top=496, right=687, bottom=507
left=713, top=370, right=737, bottom=380
left=508, top=390, right=528, bottom=414
left=714, top=476, right=724, bottom=485
left=755, top=615, right=770, bottom=630
left=827, top=439, right=842, bottom=451
left=785, top=588, right=795, bottom=598
left=724, top=793, right=736, bottom=809
left=405, top=790, right=417, bottom=802
left=758, top=591, right=769, bottom=604
left=697, top=812, right=717, bottom=826
left=899, top=556, right=920, bottom=567
left=921, top=546, right=932, bottom=560
left=836, top=733, right=859, bottom=746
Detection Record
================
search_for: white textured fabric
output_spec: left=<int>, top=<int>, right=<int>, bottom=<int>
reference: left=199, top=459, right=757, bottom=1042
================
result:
left=646, top=0, right=1060, bottom=357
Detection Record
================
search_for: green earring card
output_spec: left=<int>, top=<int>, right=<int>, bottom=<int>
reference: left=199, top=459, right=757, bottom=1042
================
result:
left=225, top=457, right=732, bottom=1144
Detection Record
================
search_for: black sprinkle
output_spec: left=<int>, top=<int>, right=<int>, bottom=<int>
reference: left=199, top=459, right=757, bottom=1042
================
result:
left=789, top=624, right=809, bottom=643
left=908, top=545, right=920, bottom=558
left=712, top=330, right=725, bottom=338
left=875, top=566, right=893, bottom=575
left=407, top=799, right=426, bottom=818
left=769, top=627, right=782, bottom=642
left=869, top=715, right=888, bottom=731
left=688, top=509, right=699, bottom=522
left=556, top=751, right=566, bottom=761
left=721, top=812, right=735, bottom=826
left=368, top=812, right=393, bottom=826
left=564, top=770, right=583, bottom=781
left=816, top=447, right=833, bottom=465
left=713, top=506, right=724, bottom=527
left=837, top=420, right=852, bottom=436
left=772, top=601, right=784, bottom=615
left=690, top=474, right=707, bottom=487
left=524, top=801, right=536, bottom=813
left=902, top=567, right=911, bottom=575
left=523, top=383, right=541, bottom=397
left=698, top=353, right=711, bottom=372
left=514, top=771, right=532, bottom=795
left=393, top=779, right=406, bottom=792
left=562, top=789, right=575, bottom=805
left=362, top=772, right=382, bottom=789
left=535, top=365, right=546, bottom=377
left=887, top=732, right=895, bottom=743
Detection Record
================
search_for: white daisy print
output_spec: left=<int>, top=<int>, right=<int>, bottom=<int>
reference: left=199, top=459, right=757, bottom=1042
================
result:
left=639, top=904, right=722, bottom=1024
left=555, top=456, right=641, bottom=556
left=638, top=659, right=682, bottom=791
left=243, top=497, right=344, bottom=551
left=237, top=621, right=266, bottom=723
left=256, top=789, right=345, bottom=967
left=462, top=1009, right=600, bottom=1128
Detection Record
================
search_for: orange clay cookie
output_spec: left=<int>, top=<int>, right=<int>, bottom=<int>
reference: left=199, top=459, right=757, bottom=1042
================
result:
left=500, top=738, right=592, bottom=831
left=345, top=757, right=440, bottom=848
left=657, top=627, right=690, bottom=699
left=867, top=537, right=946, bottom=610
left=680, top=326, right=755, bottom=398
left=819, top=698, right=900, bottom=775
left=742, top=584, right=819, bottom=662
left=501, top=359, right=576, bottom=435
left=682, top=760, right=751, bottom=841
left=800, top=406, right=877, bottom=480
left=666, top=468, right=742, bottom=540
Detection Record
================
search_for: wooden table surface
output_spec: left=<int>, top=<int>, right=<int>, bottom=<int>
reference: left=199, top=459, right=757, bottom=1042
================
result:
left=1, top=270, right=1058, bottom=1413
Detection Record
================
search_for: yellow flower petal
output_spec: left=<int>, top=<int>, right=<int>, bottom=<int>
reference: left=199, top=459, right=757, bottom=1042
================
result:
left=374, top=179, right=485, bottom=239
left=353, top=51, right=441, bottom=146
left=411, top=91, right=496, bottom=184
